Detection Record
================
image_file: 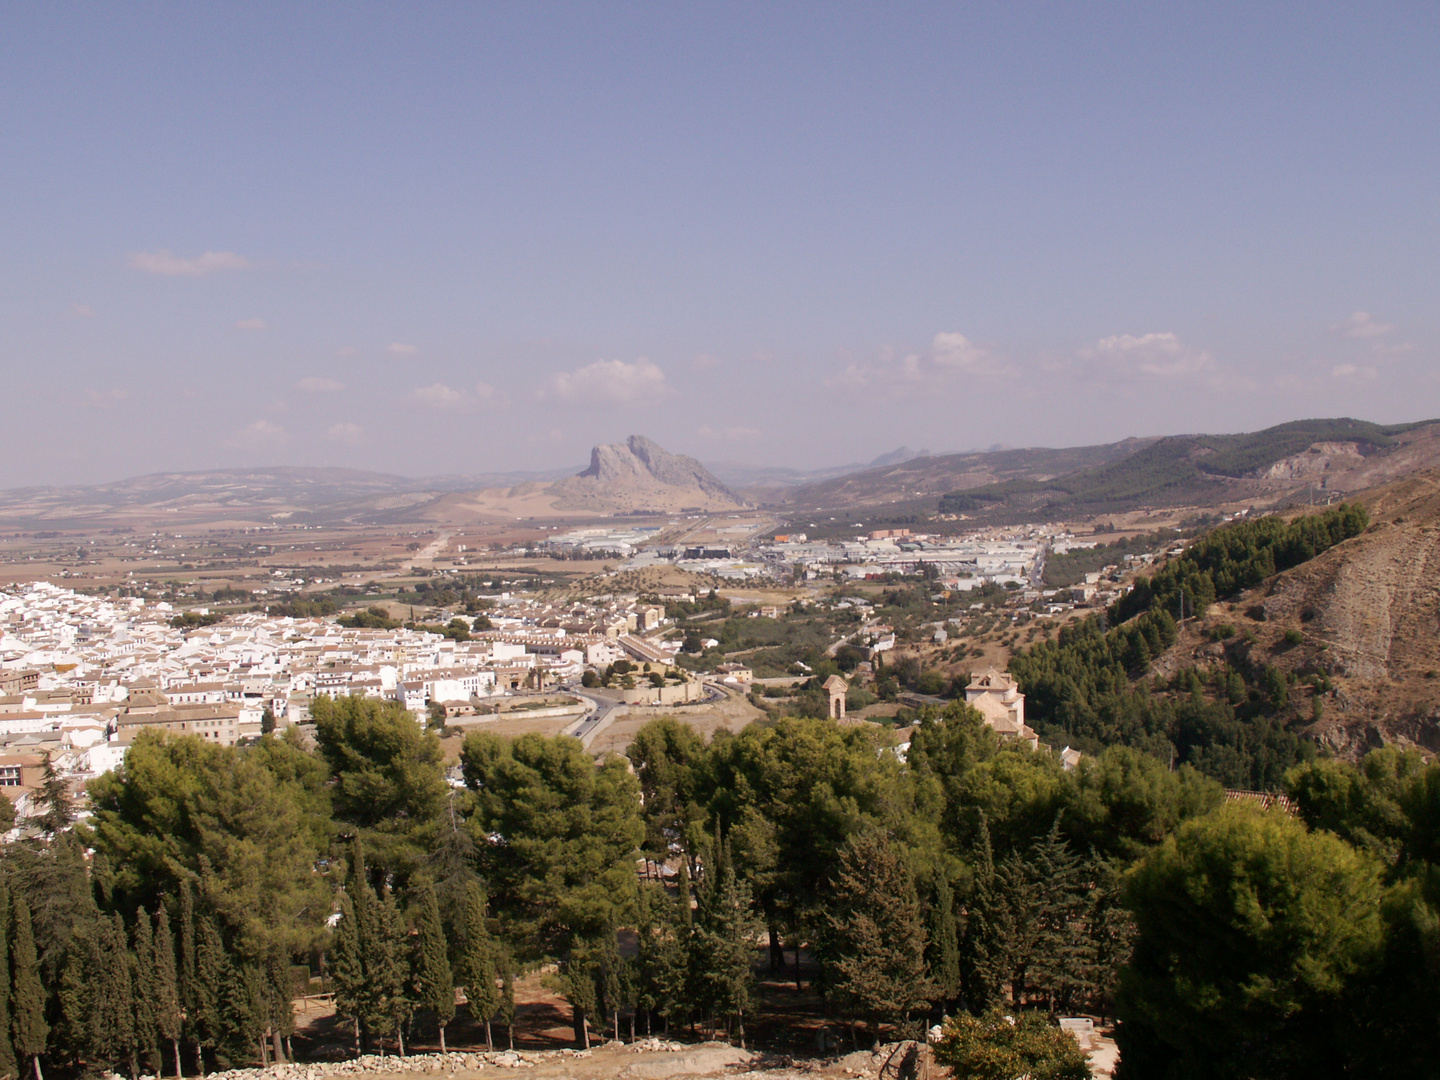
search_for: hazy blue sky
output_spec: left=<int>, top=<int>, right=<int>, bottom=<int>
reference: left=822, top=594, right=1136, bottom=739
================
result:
left=3, top=3, right=1437, bottom=485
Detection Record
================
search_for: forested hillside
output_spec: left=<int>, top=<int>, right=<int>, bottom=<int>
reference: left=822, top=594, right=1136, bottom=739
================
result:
left=1009, top=504, right=1370, bottom=788
left=0, top=631, right=1437, bottom=1076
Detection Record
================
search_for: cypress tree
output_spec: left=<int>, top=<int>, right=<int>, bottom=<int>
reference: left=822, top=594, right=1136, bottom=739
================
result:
left=133, top=910, right=161, bottom=1076
left=264, top=949, right=294, bottom=1065
left=328, top=893, right=366, bottom=1058
left=498, top=969, right=516, bottom=1051
left=675, top=859, right=694, bottom=931
left=370, top=886, right=410, bottom=1056
left=56, top=941, right=94, bottom=1068
left=690, top=839, right=759, bottom=1047
left=656, top=857, right=695, bottom=1033
left=95, top=913, right=136, bottom=1077
left=227, top=960, right=262, bottom=1068
left=193, top=915, right=227, bottom=1073
left=0, top=880, right=17, bottom=1080
left=925, top=870, right=962, bottom=1005
left=823, top=830, right=934, bottom=1046
left=651, top=875, right=692, bottom=1034
left=153, top=907, right=184, bottom=1079
left=10, top=894, right=48, bottom=1080
left=633, top=883, right=665, bottom=1037
left=410, top=880, right=454, bottom=1053
left=960, top=814, right=1003, bottom=1009
left=1025, top=821, right=1089, bottom=1012
left=597, top=929, right=624, bottom=1043
left=455, top=883, right=498, bottom=1050
left=559, top=940, right=599, bottom=1049
left=177, top=881, right=200, bottom=1076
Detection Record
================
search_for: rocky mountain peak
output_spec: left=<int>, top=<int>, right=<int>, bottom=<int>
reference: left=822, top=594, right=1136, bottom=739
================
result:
left=558, top=435, right=746, bottom=510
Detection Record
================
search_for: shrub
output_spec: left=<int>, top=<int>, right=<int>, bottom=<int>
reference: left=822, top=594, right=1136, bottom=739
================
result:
left=934, top=1010, right=1089, bottom=1080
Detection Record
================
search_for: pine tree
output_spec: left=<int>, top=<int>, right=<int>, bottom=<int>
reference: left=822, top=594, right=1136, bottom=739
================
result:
left=10, top=894, right=48, bottom=1080
left=0, top=880, right=17, bottom=1080
left=925, top=869, right=962, bottom=1005
left=153, top=907, right=184, bottom=1079
left=35, top=753, right=73, bottom=837
left=455, top=883, right=499, bottom=1050
left=5, top=831, right=95, bottom=991
left=823, top=830, right=934, bottom=1046
left=410, top=880, right=454, bottom=1053
left=133, top=909, right=161, bottom=1076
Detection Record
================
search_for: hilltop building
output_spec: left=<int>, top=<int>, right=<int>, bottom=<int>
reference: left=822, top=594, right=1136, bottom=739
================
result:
left=965, top=668, right=1039, bottom=750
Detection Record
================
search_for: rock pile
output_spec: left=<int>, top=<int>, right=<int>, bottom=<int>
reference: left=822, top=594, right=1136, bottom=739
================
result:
left=129, top=1047, right=590, bottom=1080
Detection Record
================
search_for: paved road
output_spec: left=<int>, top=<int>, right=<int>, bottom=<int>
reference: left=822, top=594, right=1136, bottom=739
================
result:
left=565, top=687, right=628, bottom=747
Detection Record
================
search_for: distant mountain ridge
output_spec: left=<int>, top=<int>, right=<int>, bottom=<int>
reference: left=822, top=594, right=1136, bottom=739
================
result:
left=712, top=445, right=930, bottom=490
left=931, top=418, right=1440, bottom=523
left=762, top=418, right=1440, bottom=523
left=1, top=420, right=1437, bottom=529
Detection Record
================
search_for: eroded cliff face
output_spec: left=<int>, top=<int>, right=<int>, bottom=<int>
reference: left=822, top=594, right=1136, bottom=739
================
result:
left=552, top=436, right=748, bottom=512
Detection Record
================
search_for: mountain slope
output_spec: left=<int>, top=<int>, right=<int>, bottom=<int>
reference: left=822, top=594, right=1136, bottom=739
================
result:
left=931, top=418, right=1440, bottom=523
left=776, top=439, right=1155, bottom=512
left=1152, top=467, right=1440, bottom=756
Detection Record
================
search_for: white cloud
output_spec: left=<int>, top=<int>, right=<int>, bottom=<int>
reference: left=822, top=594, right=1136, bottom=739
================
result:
left=1334, top=311, right=1393, bottom=339
left=697, top=425, right=762, bottom=440
left=929, top=332, right=996, bottom=374
left=1332, top=363, right=1378, bottom=380
left=235, top=317, right=268, bottom=331
left=547, top=357, right=670, bottom=403
left=387, top=342, right=418, bottom=357
left=335, top=346, right=358, bottom=358
left=411, top=383, right=471, bottom=409
left=824, top=330, right=1009, bottom=395
left=296, top=377, right=344, bottom=393
left=823, top=361, right=874, bottom=391
left=71, top=303, right=95, bottom=318
left=691, top=353, right=722, bottom=371
left=85, top=388, right=128, bottom=408
left=1078, top=332, right=1214, bottom=378
left=408, top=380, right=504, bottom=410
left=128, top=249, right=252, bottom=276
left=1371, top=341, right=1416, bottom=356
left=327, top=422, right=364, bottom=443
left=238, top=419, right=287, bottom=444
